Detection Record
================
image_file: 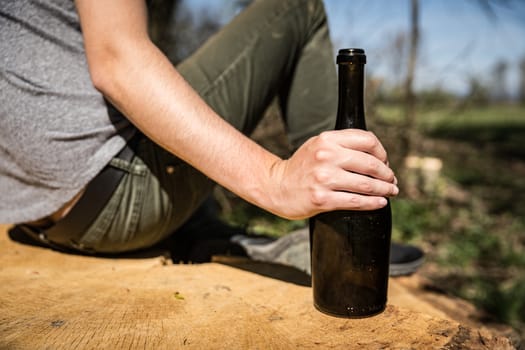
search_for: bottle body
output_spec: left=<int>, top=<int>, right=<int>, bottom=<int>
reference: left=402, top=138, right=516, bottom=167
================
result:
left=310, top=48, right=392, bottom=318
left=310, top=207, right=391, bottom=317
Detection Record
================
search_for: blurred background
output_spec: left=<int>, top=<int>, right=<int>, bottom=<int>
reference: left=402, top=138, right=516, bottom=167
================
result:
left=148, top=0, right=525, bottom=340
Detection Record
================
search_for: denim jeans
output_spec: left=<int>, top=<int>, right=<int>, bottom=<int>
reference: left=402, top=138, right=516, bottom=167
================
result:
left=78, top=0, right=337, bottom=253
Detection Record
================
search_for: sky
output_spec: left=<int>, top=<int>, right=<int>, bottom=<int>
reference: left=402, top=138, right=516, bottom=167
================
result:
left=184, top=0, right=525, bottom=96
left=323, top=0, right=525, bottom=96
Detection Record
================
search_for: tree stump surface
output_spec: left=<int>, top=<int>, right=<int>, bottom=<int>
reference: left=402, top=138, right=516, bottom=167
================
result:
left=0, top=224, right=516, bottom=349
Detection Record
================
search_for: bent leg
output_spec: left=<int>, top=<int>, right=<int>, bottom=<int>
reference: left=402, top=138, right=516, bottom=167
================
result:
left=177, top=0, right=337, bottom=143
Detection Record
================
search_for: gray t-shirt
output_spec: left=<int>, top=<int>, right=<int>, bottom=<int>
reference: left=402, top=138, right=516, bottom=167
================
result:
left=0, top=0, right=135, bottom=223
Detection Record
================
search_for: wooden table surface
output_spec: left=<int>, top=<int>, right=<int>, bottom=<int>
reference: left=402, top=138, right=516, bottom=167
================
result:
left=0, top=224, right=514, bottom=349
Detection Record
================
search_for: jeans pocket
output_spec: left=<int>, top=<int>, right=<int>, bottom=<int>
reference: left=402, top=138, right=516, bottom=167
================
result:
left=78, top=154, right=149, bottom=253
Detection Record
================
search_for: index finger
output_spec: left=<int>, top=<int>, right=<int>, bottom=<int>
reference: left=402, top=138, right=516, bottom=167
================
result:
left=329, top=129, right=389, bottom=164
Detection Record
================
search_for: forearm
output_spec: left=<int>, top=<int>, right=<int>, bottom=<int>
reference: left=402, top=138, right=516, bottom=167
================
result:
left=91, top=40, right=282, bottom=216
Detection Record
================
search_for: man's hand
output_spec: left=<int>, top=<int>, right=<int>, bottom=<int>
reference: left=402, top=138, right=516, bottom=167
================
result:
left=265, top=129, right=398, bottom=220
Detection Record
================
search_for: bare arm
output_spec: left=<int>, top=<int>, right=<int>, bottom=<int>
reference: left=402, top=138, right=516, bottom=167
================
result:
left=75, top=0, right=398, bottom=220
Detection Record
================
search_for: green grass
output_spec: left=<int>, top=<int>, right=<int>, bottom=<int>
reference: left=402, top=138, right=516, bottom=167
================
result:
left=422, top=104, right=525, bottom=158
left=421, top=103, right=525, bottom=127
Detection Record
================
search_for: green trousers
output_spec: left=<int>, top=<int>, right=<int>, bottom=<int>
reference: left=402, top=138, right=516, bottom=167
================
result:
left=79, top=0, right=337, bottom=253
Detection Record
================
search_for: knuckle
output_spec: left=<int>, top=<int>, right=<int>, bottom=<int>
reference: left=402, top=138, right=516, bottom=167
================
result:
left=312, top=132, right=337, bottom=162
left=358, top=181, right=373, bottom=194
left=310, top=189, right=328, bottom=207
left=317, top=131, right=332, bottom=143
left=314, top=149, right=330, bottom=162
left=383, top=149, right=390, bottom=162
left=313, top=169, right=331, bottom=184
left=365, top=130, right=377, bottom=139
left=348, top=194, right=364, bottom=209
left=367, top=159, right=381, bottom=174
left=362, top=131, right=379, bottom=148
left=386, top=170, right=396, bottom=183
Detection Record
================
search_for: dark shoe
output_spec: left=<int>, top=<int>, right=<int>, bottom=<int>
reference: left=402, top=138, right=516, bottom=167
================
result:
left=389, top=242, right=425, bottom=276
left=232, top=228, right=308, bottom=273
left=236, top=229, right=425, bottom=277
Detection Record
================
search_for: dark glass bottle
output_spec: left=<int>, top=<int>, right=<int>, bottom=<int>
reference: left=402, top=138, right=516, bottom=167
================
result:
left=309, top=48, right=392, bottom=318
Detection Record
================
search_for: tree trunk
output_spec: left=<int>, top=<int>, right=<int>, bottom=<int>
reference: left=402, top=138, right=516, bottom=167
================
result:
left=148, top=0, right=181, bottom=52
left=400, top=0, right=420, bottom=197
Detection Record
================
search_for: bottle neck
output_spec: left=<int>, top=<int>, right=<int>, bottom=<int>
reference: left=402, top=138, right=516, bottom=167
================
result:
left=335, top=62, right=367, bottom=131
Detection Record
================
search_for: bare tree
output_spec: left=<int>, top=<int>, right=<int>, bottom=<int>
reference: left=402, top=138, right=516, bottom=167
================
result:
left=466, top=76, right=490, bottom=106
left=404, top=0, right=419, bottom=141
left=519, top=57, right=525, bottom=104
left=389, top=31, right=408, bottom=90
left=398, top=0, right=420, bottom=196
left=147, top=0, right=223, bottom=65
left=491, top=59, right=509, bottom=102
left=148, top=0, right=181, bottom=52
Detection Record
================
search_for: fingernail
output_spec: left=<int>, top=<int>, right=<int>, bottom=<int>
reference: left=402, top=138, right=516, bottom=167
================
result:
left=379, top=197, right=387, bottom=206
left=393, top=185, right=399, bottom=195
left=394, top=176, right=398, bottom=185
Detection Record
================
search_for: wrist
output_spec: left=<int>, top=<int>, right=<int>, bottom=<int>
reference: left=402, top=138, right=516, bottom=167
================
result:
left=256, top=157, right=297, bottom=220
left=240, top=155, right=287, bottom=219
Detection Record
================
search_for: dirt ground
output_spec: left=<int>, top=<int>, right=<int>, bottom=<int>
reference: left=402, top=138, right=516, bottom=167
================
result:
left=0, top=224, right=519, bottom=349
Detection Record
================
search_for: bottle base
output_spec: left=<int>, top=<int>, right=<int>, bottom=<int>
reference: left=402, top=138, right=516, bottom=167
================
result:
left=313, top=302, right=386, bottom=319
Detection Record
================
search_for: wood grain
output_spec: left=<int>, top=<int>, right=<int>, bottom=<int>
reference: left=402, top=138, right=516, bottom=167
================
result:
left=0, top=224, right=514, bottom=349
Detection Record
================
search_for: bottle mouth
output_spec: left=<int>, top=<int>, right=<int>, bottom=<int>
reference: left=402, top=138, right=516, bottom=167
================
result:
left=337, top=48, right=366, bottom=64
